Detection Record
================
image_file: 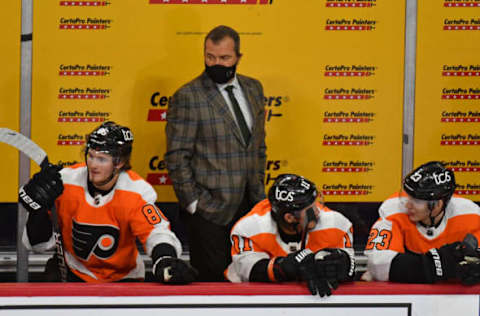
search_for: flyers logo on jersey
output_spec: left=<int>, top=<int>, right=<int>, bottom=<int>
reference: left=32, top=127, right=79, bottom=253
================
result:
left=72, top=220, right=120, bottom=261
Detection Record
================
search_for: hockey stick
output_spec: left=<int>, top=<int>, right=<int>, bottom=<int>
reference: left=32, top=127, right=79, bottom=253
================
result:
left=0, top=128, right=67, bottom=282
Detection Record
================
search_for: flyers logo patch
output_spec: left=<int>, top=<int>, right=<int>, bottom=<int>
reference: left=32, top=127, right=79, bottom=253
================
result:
left=72, top=219, right=120, bottom=261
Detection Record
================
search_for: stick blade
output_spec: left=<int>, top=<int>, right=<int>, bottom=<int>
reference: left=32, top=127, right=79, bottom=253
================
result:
left=0, top=128, right=48, bottom=166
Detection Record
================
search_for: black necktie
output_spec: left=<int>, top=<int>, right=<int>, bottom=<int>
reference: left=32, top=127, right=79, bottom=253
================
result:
left=225, top=85, right=250, bottom=144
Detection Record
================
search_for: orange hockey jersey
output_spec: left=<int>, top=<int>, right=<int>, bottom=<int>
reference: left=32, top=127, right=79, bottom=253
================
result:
left=225, top=199, right=354, bottom=282
left=364, top=192, right=480, bottom=281
left=23, top=163, right=182, bottom=282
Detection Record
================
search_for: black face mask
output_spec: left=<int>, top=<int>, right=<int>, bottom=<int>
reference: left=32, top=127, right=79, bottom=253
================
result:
left=205, top=63, right=237, bottom=84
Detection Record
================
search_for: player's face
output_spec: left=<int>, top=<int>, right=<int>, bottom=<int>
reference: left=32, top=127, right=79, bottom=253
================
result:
left=404, top=194, right=430, bottom=223
left=204, top=37, right=240, bottom=67
left=86, top=149, right=116, bottom=186
left=284, top=203, right=319, bottom=234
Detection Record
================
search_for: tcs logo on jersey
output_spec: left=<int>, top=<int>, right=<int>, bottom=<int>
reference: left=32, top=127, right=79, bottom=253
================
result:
left=72, top=219, right=120, bottom=261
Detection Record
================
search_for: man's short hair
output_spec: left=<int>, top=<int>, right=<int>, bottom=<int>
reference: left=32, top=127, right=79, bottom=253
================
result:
left=204, top=25, right=242, bottom=57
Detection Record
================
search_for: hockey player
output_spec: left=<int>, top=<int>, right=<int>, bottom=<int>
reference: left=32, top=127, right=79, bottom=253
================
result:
left=225, top=174, right=354, bottom=297
left=19, top=121, right=197, bottom=283
left=364, top=161, right=480, bottom=284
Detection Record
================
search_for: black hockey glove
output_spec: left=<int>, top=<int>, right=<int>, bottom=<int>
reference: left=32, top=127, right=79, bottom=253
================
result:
left=314, top=248, right=355, bottom=288
left=19, top=164, right=63, bottom=212
left=277, top=249, right=334, bottom=297
left=153, top=257, right=198, bottom=284
left=425, top=242, right=462, bottom=282
left=456, top=234, right=480, bottom=285
left=274, top=251, right=302, bottom=281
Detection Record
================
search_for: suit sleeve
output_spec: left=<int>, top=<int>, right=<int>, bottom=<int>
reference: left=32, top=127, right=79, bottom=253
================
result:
left=255, top=80, right=267, bottom=186
left=164, top=88, right=199, bottom=208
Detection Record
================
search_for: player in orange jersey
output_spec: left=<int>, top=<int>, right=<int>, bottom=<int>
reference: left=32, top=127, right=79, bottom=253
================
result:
left=364, top=161, right=480, bottom=284
left=20, top=121, right=197, bottom=283
left=225, top=174, right=354, bottom=297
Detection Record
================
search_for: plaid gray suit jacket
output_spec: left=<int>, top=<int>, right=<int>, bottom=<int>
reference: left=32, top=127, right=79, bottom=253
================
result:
left=165, top=72, right=267, bottom=225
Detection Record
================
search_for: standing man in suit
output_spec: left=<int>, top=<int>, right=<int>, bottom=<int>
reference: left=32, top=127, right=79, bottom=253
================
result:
left=165, top=25, right=267, bottom=281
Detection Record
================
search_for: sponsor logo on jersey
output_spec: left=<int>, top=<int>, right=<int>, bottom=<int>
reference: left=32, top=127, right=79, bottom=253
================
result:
left=72, top=219, right=120, bottom=261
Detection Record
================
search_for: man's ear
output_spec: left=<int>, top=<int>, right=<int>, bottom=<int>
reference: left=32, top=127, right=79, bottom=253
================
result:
left=283, top=213, right=296, bottom=224
left=433, top=200, right=444, bottom=213
left=115, top=160, right=125, bottom=170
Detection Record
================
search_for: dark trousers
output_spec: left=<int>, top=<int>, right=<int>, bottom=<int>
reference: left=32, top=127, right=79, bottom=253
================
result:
left=185, top=195, right=253, bottom=282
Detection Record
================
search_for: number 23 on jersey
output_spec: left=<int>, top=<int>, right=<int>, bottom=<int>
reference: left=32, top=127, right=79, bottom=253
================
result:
left=366, top=228, right=392, bottom=250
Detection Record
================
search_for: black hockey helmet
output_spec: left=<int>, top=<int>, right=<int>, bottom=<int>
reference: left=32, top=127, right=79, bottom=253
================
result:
left=268, top=174, right=317, bottom=218
left=85, top=121, right=133, bottom=169
left=403, top=161, right=456, bottom=202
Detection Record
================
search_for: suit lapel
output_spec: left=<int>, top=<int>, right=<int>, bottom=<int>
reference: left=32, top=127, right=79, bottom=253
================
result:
left=200, top=72, right=246, bottom=146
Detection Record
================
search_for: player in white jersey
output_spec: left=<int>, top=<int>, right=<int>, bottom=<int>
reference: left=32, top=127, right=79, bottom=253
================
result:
left=226, top=174, right=354, bottom=297
left=364, top=161, right=480, bottom=284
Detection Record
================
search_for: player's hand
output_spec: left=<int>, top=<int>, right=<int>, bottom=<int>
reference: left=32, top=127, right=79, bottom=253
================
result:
left=315, top=248, right=354, bottom=286
left=277, top=249, right=333, bottom=297
left=294, top=249, right=334, bottom=297
left=456, top=234, right=480, bottom=285
left=427, top=242, right=462, bottom=281
left=153, top=257, right=198, bottom=284
left=19, top=164, right=63, bottom=212
left=275, top=250, right=303, bottom=281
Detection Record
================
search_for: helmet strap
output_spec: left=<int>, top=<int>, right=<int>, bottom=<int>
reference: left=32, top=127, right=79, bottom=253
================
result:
left=426, top=201, right=445, bottom=228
